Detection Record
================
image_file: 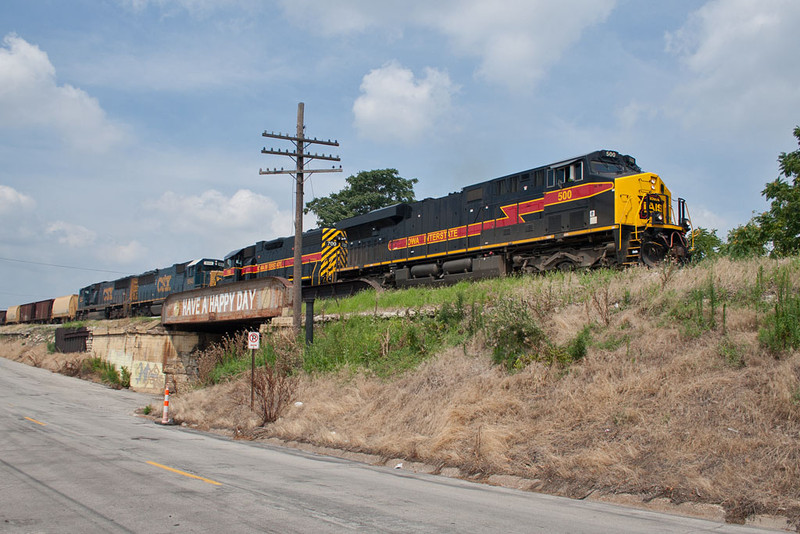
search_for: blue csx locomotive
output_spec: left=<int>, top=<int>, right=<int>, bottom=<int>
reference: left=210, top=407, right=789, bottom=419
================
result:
left=2, top=150, right=691, bottom=322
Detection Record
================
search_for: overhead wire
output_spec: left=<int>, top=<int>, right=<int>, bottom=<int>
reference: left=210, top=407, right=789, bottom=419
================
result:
left=0, top=256, right=128, bottom=274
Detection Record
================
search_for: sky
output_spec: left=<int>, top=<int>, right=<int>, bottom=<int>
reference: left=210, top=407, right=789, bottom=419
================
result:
left=1, top=0, right=799, bottom=309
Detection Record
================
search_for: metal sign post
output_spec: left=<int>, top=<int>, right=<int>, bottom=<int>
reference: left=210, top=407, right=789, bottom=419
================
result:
left=248, top=332, right=260, bottom=409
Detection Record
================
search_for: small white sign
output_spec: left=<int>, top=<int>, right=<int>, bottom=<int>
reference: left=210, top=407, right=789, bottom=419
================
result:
left=247, top=331, right=260, bottom=350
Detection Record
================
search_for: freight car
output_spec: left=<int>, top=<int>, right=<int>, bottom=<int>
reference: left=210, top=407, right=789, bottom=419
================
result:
left=52, top=294, right=78, bottom=323
left=0, top=295, right=77, bottom=326
left=221, top=150, right=691, bottom=292
left=77, top=258, right=224, bottom=319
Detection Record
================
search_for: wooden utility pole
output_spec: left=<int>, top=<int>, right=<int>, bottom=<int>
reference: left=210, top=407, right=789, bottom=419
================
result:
left=259, top=103, right=341, bottom=334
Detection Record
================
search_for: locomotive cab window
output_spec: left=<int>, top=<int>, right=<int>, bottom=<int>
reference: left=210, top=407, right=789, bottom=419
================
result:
left=571, top=161, right=583, bottom=182
left=555, top=167, right=566, bottom=185
left=553, top=162, right=583, bottom=186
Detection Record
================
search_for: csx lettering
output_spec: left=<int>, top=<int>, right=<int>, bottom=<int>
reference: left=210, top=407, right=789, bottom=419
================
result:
left=157, top=275, right=172, bottom=292
left=103, top=287, right=113, bottom=302
left=557, top=190, right=573, bottom=202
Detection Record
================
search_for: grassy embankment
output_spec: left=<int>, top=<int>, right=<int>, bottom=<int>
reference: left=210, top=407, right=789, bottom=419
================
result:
left=169, top=257, right=799, bottom=525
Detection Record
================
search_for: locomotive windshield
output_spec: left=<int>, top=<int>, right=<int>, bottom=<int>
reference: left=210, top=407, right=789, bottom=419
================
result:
left=587, top=150, right=641, bottom=178
left=590, top=161, right=629, bottom=176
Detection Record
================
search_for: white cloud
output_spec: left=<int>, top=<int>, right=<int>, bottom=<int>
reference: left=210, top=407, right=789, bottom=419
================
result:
left=665, top=0, right=800, bottom=132
left=118, top=0, right=255, bottom=17
left=278, top=0, right=615, bottom=91
left=277, top=0, right=391, bottom=35
left=46, top=221, right=97, bottom=248
left=690, top=205, right=730, bottom=234
left=0, top=185, right=38, bottom=244
left=0, top=34, right=127, bottom=152
left=101, top=240, right=148, bottom=265
left=425, top=0, right=616, bottom=90
left=146, top=188, right=292, bottom=236
left=0, top=185, right=35, bottom=214
left=353, top=61, right=457, bottom=143
left=616, top=101, right=658, bottom=131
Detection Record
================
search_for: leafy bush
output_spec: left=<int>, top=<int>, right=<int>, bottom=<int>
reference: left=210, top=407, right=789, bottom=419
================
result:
left=483, top=298, right=593, bottom=371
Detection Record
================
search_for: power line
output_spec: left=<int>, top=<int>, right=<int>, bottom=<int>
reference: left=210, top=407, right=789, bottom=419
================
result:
left=0, top=257, right=128, bottom=275
left=0, top=290, right=52, bottom=298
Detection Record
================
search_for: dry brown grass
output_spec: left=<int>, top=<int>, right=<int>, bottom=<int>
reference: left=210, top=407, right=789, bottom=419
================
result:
left=170, top=257, right=800, bottom=526
left=0, top=330, right=80, bottom=372
left=5, top=257, right=797, bottom=527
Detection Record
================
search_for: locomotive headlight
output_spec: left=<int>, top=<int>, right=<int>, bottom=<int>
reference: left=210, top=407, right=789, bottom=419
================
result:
left=650, top=178, right=656, bottom=184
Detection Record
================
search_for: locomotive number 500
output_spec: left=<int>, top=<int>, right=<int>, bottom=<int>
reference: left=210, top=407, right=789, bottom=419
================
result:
left=557, top=190, right=573, bottom=202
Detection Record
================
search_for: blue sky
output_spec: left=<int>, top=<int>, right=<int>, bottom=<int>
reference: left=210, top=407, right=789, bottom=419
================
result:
left=1, top=0, right=799, bottom=308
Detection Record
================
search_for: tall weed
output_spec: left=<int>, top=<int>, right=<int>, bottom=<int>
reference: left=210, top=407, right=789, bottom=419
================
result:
left=81, top=357, right=128, bottom=389
left=197, top=331, right=251, bottom=384
left=759, top=268, right=800, bottom=354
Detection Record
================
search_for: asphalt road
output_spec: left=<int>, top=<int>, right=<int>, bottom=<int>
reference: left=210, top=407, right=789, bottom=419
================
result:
left=0, top=357, right=783, bottom=533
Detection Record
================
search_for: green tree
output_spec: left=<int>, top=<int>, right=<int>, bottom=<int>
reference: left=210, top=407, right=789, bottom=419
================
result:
left=305, top=169, right=418, bottom=226
left=721, top=220, right=767, bottom=258
left=755, top=126, right=800, bottom=256
left=718, top=126, right=800, bottom=258
left=690, top=227, right=723, bottom=262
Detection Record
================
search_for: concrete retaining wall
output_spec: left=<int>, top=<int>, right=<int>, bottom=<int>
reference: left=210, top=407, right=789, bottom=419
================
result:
left=89, top=323, right=213, bottom=394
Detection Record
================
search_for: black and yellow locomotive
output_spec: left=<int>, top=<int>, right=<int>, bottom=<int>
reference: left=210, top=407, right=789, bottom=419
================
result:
left=220, top=227, right=349, bottom=286
left=221, top=150, right=691, bottom=292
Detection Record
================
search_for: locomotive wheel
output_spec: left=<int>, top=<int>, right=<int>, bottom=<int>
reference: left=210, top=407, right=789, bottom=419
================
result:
left=556, top=260, right=576, bottom=272
left=641, top=240, right=667, bottom=267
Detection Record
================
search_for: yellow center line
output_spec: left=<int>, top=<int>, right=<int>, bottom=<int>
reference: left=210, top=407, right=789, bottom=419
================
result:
left=24, top=417, right=47, bottom=426
left=146, top=461, right=222, bottom=486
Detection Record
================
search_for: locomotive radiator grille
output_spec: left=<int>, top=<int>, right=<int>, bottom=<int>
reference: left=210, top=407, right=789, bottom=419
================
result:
left=319, top=228, right=348, bottom=283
